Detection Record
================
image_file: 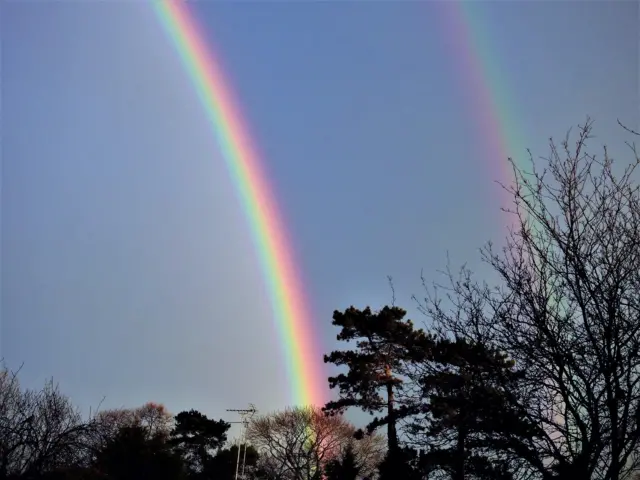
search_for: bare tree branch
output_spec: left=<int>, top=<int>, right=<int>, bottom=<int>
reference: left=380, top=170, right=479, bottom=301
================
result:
left=247, top=405, right=385, bottom=480
left=416, top=119, right=640, bottom=480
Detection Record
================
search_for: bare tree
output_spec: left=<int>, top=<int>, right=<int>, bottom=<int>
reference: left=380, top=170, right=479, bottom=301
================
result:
left=0, top=365, right=91, bottom=478
left=419, top=119, right=640, bottom=480
left=88, top=401, right=173, bottom=454
left=352, top=427, right=387, bottom=478
left=131, top=402, right=173, bottom=440
left=247, top=405, right=385, bottom=480
left=89, top=408, right=137, bottom=450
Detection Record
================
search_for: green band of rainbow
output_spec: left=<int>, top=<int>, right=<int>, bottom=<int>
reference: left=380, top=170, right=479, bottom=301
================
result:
left=152, top=1, right=327, bottom=407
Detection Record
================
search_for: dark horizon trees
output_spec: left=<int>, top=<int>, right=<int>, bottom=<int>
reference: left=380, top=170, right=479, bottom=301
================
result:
left=0, top=364, right=245, bottom=480
left=0, top=364, right=384, bottom=480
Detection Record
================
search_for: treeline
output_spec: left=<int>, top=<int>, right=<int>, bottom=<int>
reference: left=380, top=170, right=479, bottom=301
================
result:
left=0, top=368, right=386, bottom=480
left=0, top=369, right=245, bottom=480
left=3, top=118, right=640, bottom=480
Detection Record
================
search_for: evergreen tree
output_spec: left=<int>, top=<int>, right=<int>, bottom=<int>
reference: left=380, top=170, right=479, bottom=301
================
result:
left=324, top=306, right=432, bottom=453
left=377, top=447, right=422, bottom=480
left=410, top=338, right=537, bottom=480
left=170, top=410, right=230, bottom=476
left=94, top=425, right=184, bottom=480
left=324, top=445, right=360, bottom=480
left=205, top=444, right=261, bottom=480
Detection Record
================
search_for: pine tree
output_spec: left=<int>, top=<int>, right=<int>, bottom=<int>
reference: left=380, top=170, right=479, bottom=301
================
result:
left=413, top=338, right=532, bottom=480
left=323, top=306, right=432, bottom=453
left=325, top=445, right=360, bottom=480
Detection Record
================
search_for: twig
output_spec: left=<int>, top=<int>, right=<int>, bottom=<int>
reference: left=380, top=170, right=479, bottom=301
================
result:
left=618, top=118, right=640, bottom=136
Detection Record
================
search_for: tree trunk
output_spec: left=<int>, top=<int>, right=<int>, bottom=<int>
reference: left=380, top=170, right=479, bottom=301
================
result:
left=386, top=379, right=398, bottom=453
left=453, top=423, right=466, bottom=480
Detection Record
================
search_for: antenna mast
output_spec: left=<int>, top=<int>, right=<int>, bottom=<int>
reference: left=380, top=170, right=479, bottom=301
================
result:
left=227, top=404, right=257, bottom=480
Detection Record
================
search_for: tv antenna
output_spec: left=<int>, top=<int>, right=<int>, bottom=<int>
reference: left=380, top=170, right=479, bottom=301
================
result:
left=227, top=404, right=257, bottom=480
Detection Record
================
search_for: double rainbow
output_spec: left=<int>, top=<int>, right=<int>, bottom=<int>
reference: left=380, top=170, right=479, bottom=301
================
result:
left=152, top=0, right=522, bottom=407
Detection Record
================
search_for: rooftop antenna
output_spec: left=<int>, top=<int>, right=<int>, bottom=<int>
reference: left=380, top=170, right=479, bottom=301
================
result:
left=227, top=404, right=257, bottom=480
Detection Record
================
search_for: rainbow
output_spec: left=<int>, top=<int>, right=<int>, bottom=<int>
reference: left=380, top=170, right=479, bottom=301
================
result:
left=441, top=1, right=528, bottom=226
left=152, top=1, right=326, bottom=407
left=446, top=2, right=572, bottom=442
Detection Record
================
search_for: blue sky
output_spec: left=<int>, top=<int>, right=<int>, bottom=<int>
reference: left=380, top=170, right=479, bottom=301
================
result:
left=2, top=0, right=638, bottom=433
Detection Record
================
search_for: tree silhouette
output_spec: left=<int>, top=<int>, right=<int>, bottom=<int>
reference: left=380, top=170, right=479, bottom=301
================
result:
left=247, top=406, right=384, bottom=480
left=94, top=424, right=184, bottom=480
left=0, top=367, right=92, bottom=479
left=408, top=338, right=533, bottom=480
left=324, top=444, right=360, bottom=480
left=205, top=444, right=261, bottom=480
left=169, top=409, right=230, bottom=476
left=89, top=402, right=174, bottom=456
left=377, top=446, right=422, bottom=480
left=323, top=306, right=431, bottom=453
left=420, top=119, right=640, bottom=479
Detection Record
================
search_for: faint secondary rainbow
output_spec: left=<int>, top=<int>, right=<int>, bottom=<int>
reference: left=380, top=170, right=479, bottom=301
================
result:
left=152, top=1, right=326, bottom=407
left=441, top=1, right=529, bottom=229
left=445, top=3, right=571, bottom=436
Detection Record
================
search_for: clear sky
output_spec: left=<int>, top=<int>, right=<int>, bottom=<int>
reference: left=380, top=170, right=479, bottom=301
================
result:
left=2, top=0, right=638, bottom=433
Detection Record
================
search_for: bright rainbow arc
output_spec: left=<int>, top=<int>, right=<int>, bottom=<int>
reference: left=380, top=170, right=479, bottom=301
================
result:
left=152, top=1, right=326, bottom=407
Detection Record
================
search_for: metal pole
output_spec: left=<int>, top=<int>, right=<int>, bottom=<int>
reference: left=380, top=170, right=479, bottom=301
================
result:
left=234, top=424, right=243, bottom=480
left=241, top=422, right=249, bottom=478
left=227, top=405, right=257, bottom=480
